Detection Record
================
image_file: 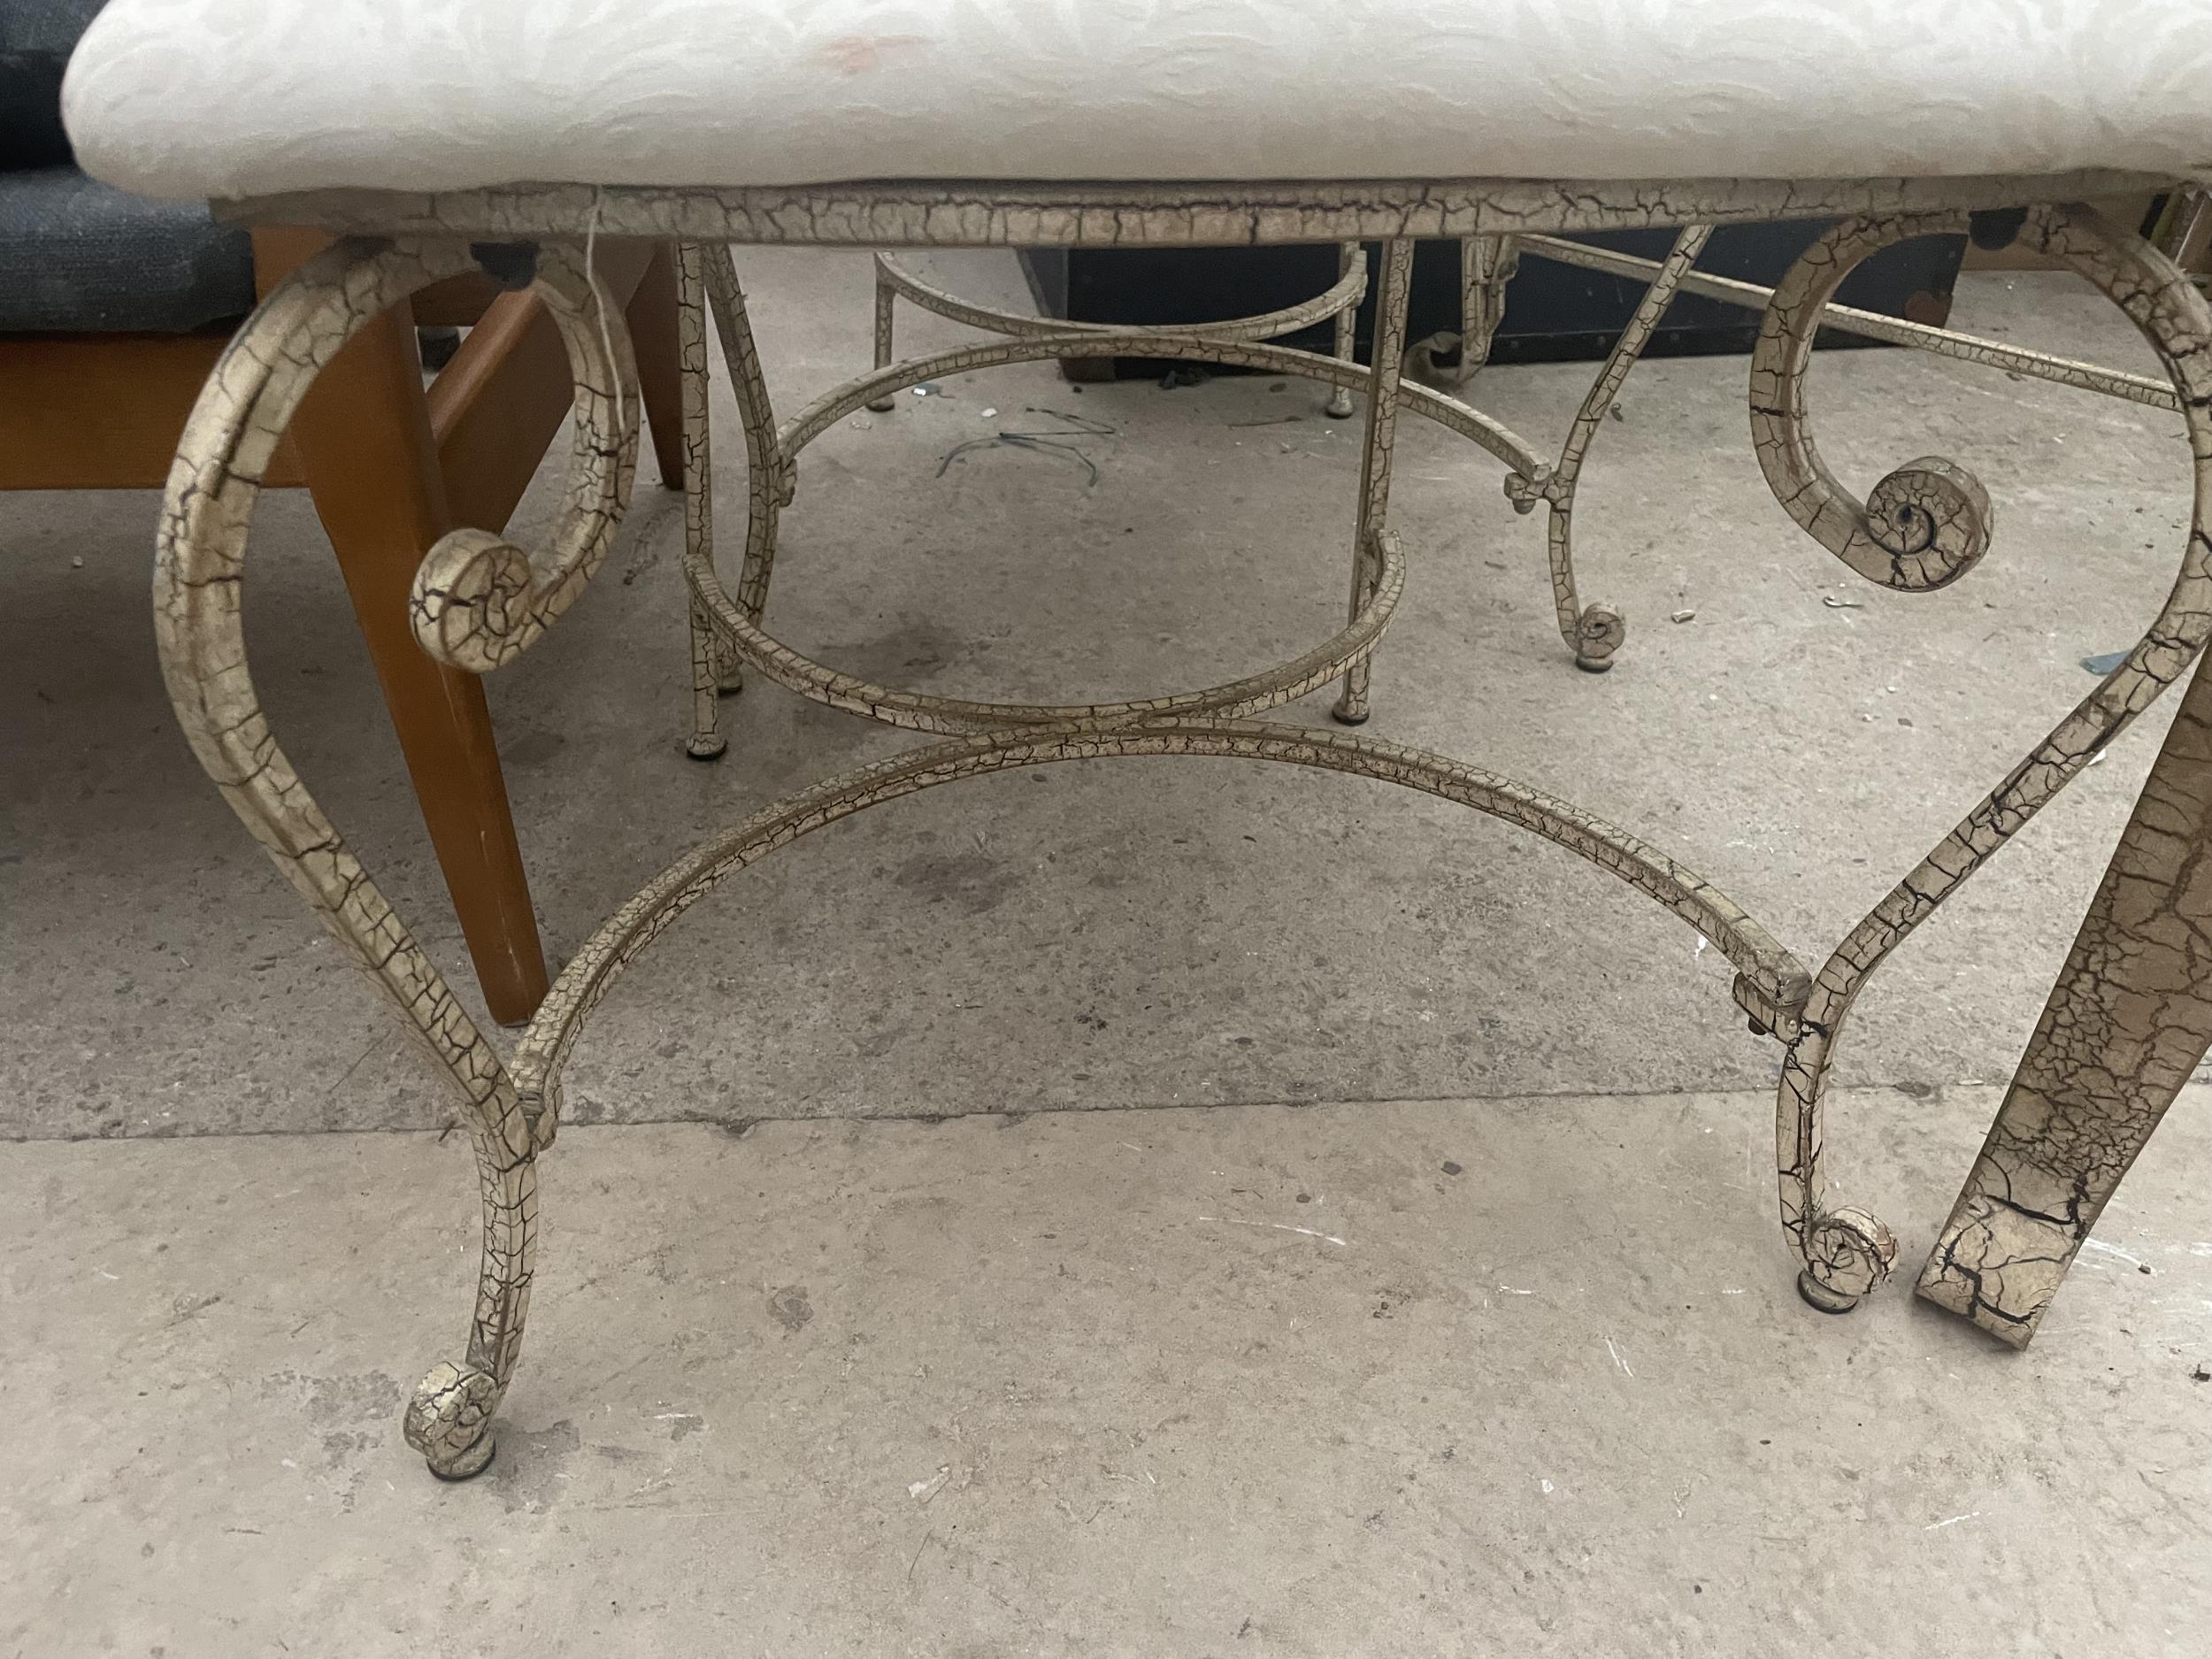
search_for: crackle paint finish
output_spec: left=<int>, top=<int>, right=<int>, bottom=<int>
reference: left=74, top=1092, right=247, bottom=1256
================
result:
left=1918, top=643, right=2212, bottom=1344
left=153, top=180, right=2212, bottom=1474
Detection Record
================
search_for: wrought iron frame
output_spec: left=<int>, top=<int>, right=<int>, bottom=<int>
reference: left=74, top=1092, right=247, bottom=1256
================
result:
left=165, top=173, right=2209, bottom=1476
left=832, top=209, right=2195, bottom=678
left=863, top=244, right=1370, bottom=417
left=680, top=237, right=1404, bottom=752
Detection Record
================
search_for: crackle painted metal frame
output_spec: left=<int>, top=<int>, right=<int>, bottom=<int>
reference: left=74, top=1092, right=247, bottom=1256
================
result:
left=822, top=210, right=2175, bottom=680
left=160, top=174, right=2211, bottom=1478
left=680, top=235, right=1419, bottom=747
left=1916, top=641, right=2212, bottom=1345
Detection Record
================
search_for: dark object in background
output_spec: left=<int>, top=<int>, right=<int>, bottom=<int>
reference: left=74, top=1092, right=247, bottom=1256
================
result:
left=0, top=52, right=74, bottom=169
left=0, top=2, right=104, bottom=168
left=1018, top=224, right=1965, bottom=380
left=0, top=0, right=451, bottom=357
left=418, top=324, right=463, bottom=372
left=2, top=2, right=256, bottom=334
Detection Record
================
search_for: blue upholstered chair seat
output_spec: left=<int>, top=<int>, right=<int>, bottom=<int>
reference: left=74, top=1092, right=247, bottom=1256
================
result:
left=0, top=1, right=251, bottom=332
left=0, top=165, right=250, bottom=331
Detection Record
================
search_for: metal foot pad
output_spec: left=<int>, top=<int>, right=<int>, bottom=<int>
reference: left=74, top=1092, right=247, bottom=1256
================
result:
left=1797, top=1270, right=1863, bottom=1315
left=428, top=1434, right=498, bottom=1480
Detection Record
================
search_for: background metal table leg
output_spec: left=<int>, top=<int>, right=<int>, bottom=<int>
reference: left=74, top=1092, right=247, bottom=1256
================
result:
left=1325, top=241, right=1360, bottom=419
left=865, top=258, right=898, bottom=413
left=1331, top=239, right=1414, bottom=726
left=679, top=244, right=732, bottom=760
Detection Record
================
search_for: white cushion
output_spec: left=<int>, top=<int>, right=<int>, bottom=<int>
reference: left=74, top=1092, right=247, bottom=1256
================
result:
left=65, top=0, right=2212, bottom=202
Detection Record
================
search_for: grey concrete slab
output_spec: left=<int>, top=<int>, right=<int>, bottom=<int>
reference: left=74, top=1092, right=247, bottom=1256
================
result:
left=5, top=1089, right=2208, bottom=1656
left=0, top=260, right=2200, bottom=1139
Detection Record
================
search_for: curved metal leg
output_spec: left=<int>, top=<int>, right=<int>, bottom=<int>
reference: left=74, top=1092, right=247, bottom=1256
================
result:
left=679, top=244, right=731, bottom=760
left=403, top=1145, right=536, bottom=1479
left=699, top=246, right=787, bottom=630
left=1453, top=234, right=1518, bottom=387
left=1746, top=203, right=2212, bottom=1311
left=680, top=243, right=790, bottom=760
left=1504, top=226, right=1710, bottom=671
left=1332, top=239, right=1414, bottom=726
left=1325, top=241, right=1359, bottom=419
left=157, top=235, right=639, bottom=1475
left=865, top=257, right=897, bottom=412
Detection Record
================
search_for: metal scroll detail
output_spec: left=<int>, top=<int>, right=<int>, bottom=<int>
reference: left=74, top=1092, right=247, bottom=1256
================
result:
left=407, top=245, right=639, bottom=672
left=1505, top=226, right=1713, bottom=669
left=1750, top=214, right=1994, bottom=593
left=153, top=235, right=640, bottom=1479
left=147, top=189, right=2212, bottom=1485
left=1749, top=204, right=2212, bottom=1310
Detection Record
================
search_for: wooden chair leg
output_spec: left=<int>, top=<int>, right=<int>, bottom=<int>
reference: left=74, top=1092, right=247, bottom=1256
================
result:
left=280, top=264, right=551, bottom=1025
left=627, top=242, right=687, bottom=490
left=1917, top=645, right=2212, bottom=1343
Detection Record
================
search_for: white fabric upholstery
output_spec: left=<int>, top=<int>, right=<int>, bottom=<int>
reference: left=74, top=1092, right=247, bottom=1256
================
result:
left=65, top=0, right=2212, bottom=202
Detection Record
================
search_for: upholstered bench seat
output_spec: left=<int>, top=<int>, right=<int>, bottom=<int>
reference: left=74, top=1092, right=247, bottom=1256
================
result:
left=63, top=0, right=2212, bottom=203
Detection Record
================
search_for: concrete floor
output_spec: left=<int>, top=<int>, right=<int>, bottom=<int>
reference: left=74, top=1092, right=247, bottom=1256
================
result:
left=4, top=251, right=2209, bottom=1653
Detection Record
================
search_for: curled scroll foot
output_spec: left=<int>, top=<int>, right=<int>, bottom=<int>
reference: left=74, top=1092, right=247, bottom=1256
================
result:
left=1571, top=604, right=1626, bottom=672
left=429, top=1437, right=497, bottom=1480
left=1324, top=388, right=1356, bottom=419
left=1796, top=1271, right=1862, bottom=1315
left=1796, top=1206, right=1898, bottom=1314
left=686, top=733, right=730, bottom=762
left=404, top=1361, right=502, bottom=1480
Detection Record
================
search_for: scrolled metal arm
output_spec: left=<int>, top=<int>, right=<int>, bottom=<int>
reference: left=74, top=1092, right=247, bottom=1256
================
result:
left=1504, top=224, right=1715, bottom=668
left=406, top=242, right=640, bottom=672
left=1753, top=202, right=2212, bottom=1310
left=1750, top=211, right=2000, bottom=592
left=152, top=234, right=628, bottom=1481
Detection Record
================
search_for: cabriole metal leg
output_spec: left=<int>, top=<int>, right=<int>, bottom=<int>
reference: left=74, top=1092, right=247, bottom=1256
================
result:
left=157, top=234, right=641, bottom=1476
left=1502, top=226, right=1708, bottom=671
left=679, top=243, right=731, bottom=759
left=865, top=257, right=897, bottom=412
left=1331, top=239, right=1414, bottom=726
left=1455, top=234, right=1517, bottom=386
left=1744, top=203, right=2212, bottom=1313
left=1325, top=241, right=1360, bottom=419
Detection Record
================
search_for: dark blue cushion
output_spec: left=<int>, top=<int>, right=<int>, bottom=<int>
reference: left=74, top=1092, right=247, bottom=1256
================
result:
left=1, top=2, right=109, bottom=167
left=0, top=165, right=252, bottom=332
